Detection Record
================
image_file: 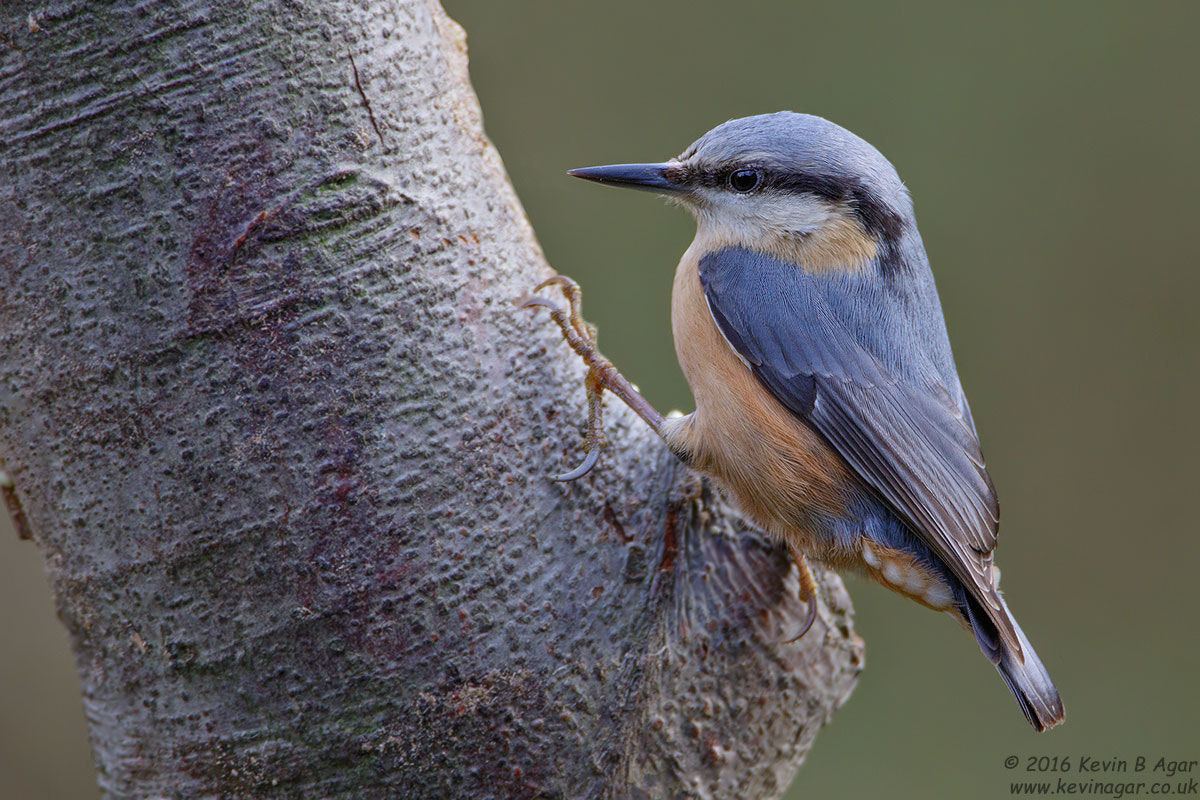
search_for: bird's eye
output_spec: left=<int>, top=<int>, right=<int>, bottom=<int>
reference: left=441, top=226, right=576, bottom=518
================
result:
left=728, top=168, right=763, bottom=193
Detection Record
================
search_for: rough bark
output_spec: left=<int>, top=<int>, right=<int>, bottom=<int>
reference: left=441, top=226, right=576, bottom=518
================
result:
left=0, top=1, right=862, bottom=798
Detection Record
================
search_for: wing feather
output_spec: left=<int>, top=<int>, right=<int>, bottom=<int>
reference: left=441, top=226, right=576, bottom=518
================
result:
left=699, top=247, right=1018, bottom=655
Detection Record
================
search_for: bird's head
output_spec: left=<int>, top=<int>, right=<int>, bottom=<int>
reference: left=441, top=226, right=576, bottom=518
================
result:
left=569, top=112, right=913, bottom=273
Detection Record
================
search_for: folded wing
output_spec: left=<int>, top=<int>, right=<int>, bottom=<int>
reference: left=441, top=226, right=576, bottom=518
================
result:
left=699, top=246, right=1018, bottom=658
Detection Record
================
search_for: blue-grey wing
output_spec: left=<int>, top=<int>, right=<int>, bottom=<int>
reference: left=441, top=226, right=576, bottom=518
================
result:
left=699, top=246, right=1016, bottom=653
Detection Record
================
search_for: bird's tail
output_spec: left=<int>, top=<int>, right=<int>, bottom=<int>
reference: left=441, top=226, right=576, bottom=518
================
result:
left=967, top=593, right=1065, bottom=731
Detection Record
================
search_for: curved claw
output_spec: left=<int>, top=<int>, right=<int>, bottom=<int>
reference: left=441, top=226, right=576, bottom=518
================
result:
left=534, top=274, right=580, bottom=293
left=783, top=590, right=819, bottom=643
left=552, top=447, right=601, bottom=482
left=517, top=295, right=562, bottom=312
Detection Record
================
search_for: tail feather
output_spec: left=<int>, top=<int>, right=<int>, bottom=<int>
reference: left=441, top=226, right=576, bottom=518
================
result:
left=955, top=568, right=1070, bottom=734
left=994, top=603, right=1065, bottom=731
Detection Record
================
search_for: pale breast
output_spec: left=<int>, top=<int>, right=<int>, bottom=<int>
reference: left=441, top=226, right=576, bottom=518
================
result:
left=662, top=241, right=856, bottom=557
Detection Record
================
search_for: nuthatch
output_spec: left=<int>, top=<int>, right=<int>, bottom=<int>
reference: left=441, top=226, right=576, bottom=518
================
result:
left=522, top=112, right=1064, bottom=731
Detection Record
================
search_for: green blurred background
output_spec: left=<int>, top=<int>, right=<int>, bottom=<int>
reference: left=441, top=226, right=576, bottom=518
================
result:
left=3, top=1, right=1198, bottom=797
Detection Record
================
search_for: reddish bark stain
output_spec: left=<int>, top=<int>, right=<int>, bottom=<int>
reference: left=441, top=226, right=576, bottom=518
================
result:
left=659, top=503, right=679, bottom=573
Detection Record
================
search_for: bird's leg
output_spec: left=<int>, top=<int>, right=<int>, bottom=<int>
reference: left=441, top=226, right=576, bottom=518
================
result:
left=784, top=550, right=820, bottom=642
left=519, top=275, right=665, bottom=480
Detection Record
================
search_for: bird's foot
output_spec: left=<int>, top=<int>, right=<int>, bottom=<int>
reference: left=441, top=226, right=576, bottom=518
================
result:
left=519, top=274, right=664, bottom=481
left=519, top=276, right=611, bottom=481
left=519, top=275, right=609, bottom=387
left=784, top=550, right=819, bottom=642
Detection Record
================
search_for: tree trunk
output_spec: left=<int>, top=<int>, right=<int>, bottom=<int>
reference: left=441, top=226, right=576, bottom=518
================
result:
left=0, top=1, right=862, bottom=797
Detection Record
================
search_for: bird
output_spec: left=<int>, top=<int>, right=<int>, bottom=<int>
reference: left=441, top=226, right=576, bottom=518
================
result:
left=520, top=111, right=1064, bottom=731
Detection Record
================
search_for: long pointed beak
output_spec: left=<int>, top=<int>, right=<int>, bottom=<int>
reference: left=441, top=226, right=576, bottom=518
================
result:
left=567, top=162, right=683, bottom=194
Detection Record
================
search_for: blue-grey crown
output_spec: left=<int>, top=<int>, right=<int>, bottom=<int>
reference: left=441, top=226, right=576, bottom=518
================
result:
left=681, top=112, right=913, bottom=241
